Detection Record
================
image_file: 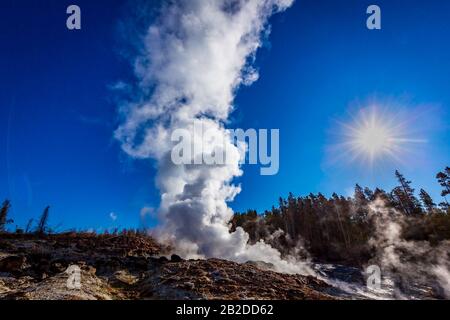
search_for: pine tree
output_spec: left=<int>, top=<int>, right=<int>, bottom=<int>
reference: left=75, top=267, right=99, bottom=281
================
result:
left=436, top=167, right=450, bottom=201
left=0, top=200, right=13, bottom=232
left=25, top=219, right=34, bottom=233
left=391, top=186, right=409, bottom=214
left=373, top=188, right=390, bottom=203
left=37, top=206, right=50, bottom=235
left=364, top=187, right=375, bottom=201
left=393, top=170, right=421, bottom=215
left=354, top=184, right=367, bottom=204
left=419, top=189, right=436, bottom=213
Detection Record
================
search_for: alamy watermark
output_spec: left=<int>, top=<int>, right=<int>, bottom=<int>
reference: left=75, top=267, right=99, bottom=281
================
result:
left=65, top=4, right=380, bottom=31
left=66, top=265, right=81, bottom=290
left=170, top=120, right=279, bottom=176
left=66, top=5, right=81, bottom=30
left=367, top=5, right=381, bottom=30
left=366, top=264, right=381, bottom=291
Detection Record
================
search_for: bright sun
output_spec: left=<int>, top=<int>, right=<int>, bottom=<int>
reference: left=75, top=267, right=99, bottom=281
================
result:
left=352, top=113, right=395, bottom=161
left=338, top=106, right=425, bottom=166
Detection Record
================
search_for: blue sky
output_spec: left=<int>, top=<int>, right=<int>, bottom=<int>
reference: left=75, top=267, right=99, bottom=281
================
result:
left=0, top=0, right=449, bottom=231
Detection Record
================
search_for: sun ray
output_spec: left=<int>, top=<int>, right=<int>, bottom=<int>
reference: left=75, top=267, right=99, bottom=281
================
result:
left=335, top=105, right=427, bottom=168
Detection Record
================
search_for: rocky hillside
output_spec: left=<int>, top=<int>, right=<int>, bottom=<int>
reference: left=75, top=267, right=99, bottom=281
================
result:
left=0, top=233, right=334, bottom=300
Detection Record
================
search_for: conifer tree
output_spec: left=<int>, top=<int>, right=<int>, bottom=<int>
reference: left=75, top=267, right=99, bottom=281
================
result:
left=354, top=184, right=367, bottom=204
left=37, top=206, right=50, bottom=235
left=0, top=200, right=13, bottom=232
left=393, top=170, right=421, bottom=214
left=419, top=189, right=436, bottom=213
left=436, top=167, right=450, bottom=209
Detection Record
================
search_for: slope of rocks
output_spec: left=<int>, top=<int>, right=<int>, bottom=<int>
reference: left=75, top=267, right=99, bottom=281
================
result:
left=0, top=233, right=334, bottom=300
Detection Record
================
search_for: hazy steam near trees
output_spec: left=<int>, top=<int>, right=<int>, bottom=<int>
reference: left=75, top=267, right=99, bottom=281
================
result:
left=368, top=200, right=450, bottom=298
left=114, top=0, right=315, bottom=274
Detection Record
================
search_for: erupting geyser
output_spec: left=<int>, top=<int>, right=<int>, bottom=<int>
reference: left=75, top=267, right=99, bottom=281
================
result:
left=115, top=0, right=313, bottom=274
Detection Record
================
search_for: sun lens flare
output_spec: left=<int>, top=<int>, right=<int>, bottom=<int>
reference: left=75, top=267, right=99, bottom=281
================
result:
left=351, top=110, right=396, bottom=162
left=336, top=106, right=426, bottom=167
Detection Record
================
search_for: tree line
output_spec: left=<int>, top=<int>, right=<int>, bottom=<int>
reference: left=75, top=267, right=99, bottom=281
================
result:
left=2, top=167, right=449, bottom=266
left=0, top=202, right=50, bottom=235
left=230, top=167, right=450, bottom=266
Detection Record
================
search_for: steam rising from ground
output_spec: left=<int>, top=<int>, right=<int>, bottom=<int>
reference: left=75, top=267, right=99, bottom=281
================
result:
left=115, top=0, right=313, bottom=274
left=368, top=200, right=450, bottom=298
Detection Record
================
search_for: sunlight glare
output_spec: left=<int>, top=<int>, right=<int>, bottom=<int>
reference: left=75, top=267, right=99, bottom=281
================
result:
left=338, top=106, right=425, bottom=167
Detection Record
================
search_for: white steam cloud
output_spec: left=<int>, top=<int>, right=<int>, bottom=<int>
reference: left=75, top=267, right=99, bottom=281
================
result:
left=368, top=200, right=450, bottom=299
left=115, top=0, right=312, bottom=274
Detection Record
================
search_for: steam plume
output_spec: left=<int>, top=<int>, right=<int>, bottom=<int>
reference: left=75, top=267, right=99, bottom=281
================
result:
left=368, top=200, right=450, bottom=298
left=115, top=0, right=312, bottom=274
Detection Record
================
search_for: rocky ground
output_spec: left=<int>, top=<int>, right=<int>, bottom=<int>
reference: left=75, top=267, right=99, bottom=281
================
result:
left=0, top=233, right=335, bottom=300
